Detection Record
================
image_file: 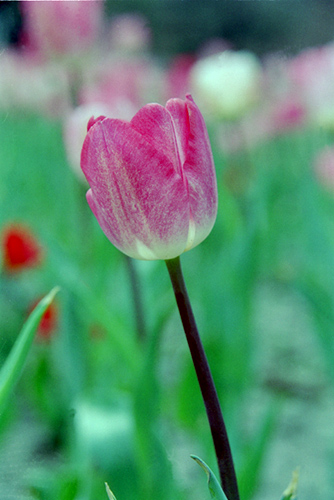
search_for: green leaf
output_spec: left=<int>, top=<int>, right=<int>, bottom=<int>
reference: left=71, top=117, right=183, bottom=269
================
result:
left=133, top=313, right=177, bottom=500
left=281, top=469, right=299, bottom=500
left=238, top=397, right=281, bottom=500
left=105, top=483, right=117, bottom=500
left=191, top=455, right=228, bottom=500
left=0, top=287, right=60, bottom=416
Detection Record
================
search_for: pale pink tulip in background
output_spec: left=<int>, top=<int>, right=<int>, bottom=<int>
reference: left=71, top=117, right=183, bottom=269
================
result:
left=0, top=50, right=71, bottom=116
left=64, top=103, right=113, bottom=181
left=108, top=13, right=151, bottom=53
left=288, top=44, right=334, bottom=129
left=21, top=0, right=104, bottom=59
left=164, top=54, right=196, bottom=101
left=79, top=58, right=162, bottom=119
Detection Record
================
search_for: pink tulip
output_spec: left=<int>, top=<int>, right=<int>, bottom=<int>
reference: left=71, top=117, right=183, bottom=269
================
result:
left=108, top=13, right=151, bottom=53
left=63, top=102, right=114, bottom=181
left=287, top=44, right=334, bottom=129
left=79, top=57, right=161, bottom=117
left=164, top=54, right=196, bottom=101
left=21, top=0, right=103, bottom=58
left=81, top=95, right=217, bottom=260
left=0, top=50, right=71, bottom=117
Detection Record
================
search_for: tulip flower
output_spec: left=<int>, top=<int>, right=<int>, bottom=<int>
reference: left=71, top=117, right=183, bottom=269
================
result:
left=108, top=13, right=151, bottom=53
left=21, top=0, right=103, bottom=59
left=81, top=94, right=217, bottom=260
left=0, top=50, right=71, bottom=117
left=190, top=50, right=262, bottom=121
left=79, top=58, right=162, bottom=118
left=1, top=223, right=43, bottom=273
left=163, top=54, right=196, bottom=100
left=287, top=43, right=334, bottom=129
left=64, top=103, right=113, bottom=181
left=82, top=96, right=239, bottom=500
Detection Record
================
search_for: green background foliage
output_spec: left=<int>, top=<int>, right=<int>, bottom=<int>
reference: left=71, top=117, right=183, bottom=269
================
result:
left=1, top=106, right=334, bottom=499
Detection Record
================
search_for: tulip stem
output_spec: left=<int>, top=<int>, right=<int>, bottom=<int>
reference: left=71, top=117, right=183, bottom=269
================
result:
left=165, top=256, right=239, bottom=500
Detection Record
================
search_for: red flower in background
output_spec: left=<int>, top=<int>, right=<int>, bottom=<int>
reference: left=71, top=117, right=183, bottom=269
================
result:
left=28, top=298, right=58, bottom=341
left=36, top=301, right=58, bottom=341
left=2, top=224, right=43, bottom=273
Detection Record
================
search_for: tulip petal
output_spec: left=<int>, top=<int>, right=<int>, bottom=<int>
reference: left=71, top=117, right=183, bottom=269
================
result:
left=166, top=95, right=217, bottom=250
left=165, top=97, right=190, bottom=167
left=130, top=103, right=184, bottom=178
left=81, top=118, right=190, bottom=259
left=182, top=95, right=218, bottom=249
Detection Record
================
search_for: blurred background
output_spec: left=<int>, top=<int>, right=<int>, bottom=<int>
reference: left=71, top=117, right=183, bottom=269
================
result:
left=1, top=1, right=334, bottom=500
left=2, top=0, right=334, bottom=56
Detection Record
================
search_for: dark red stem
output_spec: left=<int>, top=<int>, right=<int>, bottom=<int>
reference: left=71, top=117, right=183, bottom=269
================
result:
left=165, top=256, right=239, bottom=500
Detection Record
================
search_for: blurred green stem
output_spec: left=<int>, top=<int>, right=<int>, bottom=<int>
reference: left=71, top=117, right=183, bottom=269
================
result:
left=165, top=256, right=239, bottom=500
left=125, top=256, right=146, bottom=342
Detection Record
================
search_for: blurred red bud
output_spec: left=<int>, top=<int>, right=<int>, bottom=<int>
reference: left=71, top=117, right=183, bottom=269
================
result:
left=2, top=223, right=43, bottom=274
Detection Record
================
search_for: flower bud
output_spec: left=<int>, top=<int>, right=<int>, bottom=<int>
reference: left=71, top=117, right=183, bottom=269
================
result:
left=1, top=223, right=43, bottom=273
left=29, top=299, right=58, bottom=341
left=81, top=95, right=217, bottom=260
left=191, top=50, right=262, bottom=120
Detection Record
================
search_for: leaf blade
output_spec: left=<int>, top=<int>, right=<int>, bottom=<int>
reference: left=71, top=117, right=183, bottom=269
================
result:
left=191, top=455, right=228, bottom=500
left=0, top=286, right=60, bottom=415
